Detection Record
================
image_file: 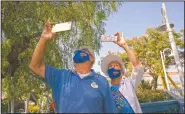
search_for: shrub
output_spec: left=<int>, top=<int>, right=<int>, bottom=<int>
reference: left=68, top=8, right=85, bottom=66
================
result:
left=139, top=80, right=152, bottom=90
left=1, top=99, right=8, bottom=113
left=136, top=80, right=172, bottom=103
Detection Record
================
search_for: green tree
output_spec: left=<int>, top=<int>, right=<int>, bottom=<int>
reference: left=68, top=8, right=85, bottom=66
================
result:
left=120, top=28, right=184, bottom=90
left=1, top=1, right=123, bottom=112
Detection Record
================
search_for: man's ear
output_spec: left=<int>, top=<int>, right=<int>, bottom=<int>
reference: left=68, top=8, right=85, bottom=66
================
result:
left=89, top=56, right=95, bottom=65
left=74, top=64, right=77, bottom=68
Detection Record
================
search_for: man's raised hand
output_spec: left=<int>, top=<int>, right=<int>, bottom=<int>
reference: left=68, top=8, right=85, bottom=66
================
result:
left=41, top=23, right=56, bottom=40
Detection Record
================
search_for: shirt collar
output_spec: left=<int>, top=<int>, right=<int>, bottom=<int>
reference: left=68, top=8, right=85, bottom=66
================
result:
left=71, top=69, right=96, bottom=79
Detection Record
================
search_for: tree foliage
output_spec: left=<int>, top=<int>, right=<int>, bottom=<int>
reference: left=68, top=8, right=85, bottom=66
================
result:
left=1, top=1, right=123, bottom=104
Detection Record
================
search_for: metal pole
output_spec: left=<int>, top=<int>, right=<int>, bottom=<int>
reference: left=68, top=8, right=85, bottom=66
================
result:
left=162, top=3, right=184, bottom=88
left=40, top=93, right=44, bottom=113
left=160, top=51, right=170, bottom=91
left=10, top=77, right=14, bottom=113
left=25, top=93, right=30, bottom=113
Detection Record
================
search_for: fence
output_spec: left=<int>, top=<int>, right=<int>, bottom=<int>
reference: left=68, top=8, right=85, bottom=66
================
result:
left=141, top=100, right=181, bottom=113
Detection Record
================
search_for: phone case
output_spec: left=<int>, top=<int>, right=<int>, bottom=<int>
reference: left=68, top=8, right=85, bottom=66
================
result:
left=101, top=35, right=117, bottom=42
left=51, top=22, right=72, bottom=32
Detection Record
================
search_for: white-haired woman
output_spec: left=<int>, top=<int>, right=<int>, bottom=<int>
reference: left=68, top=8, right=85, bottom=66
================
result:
left=101, top=32, right=144, bottom=113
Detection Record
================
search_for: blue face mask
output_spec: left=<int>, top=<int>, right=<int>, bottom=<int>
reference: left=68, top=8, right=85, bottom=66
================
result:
left=107, top=68, right=121, bottom=79
left=73, top=50, right=90, bottom=63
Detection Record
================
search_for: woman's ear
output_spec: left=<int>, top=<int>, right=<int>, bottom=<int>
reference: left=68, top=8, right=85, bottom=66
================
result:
left=121, top=70, right=125, bottom=75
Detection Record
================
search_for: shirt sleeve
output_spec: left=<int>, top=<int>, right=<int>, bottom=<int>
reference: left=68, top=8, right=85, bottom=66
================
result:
left=103, top=80, right=118, bottom=113
left=44, top=65, right=63, bottom=89
left=130, top=65, right=145, bottom=90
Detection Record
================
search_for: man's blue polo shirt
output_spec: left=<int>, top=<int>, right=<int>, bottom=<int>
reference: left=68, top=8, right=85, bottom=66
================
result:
left=44, top=65, right=117, bottom=113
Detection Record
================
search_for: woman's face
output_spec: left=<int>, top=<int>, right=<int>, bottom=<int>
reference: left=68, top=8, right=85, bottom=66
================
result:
left=108, top=61, right=122, bottom=70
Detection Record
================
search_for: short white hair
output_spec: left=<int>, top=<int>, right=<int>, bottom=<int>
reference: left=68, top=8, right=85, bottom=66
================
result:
left=79, top=46, right=95, bottom=58
left=77, top=46, right=95, bottom=65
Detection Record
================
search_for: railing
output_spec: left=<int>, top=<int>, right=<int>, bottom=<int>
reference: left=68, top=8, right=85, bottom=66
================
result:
left=141, top=88, right=184, bottom=113
left=165, top=88, right=184, bottom=103
left=169, top=88, right=184, bottom=97
left=141, top=100, right=180, bottom=113
left=166, top=88, right=184, bottom=113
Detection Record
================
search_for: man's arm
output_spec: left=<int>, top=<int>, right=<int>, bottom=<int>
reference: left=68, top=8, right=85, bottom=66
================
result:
left=29, top=24, right=56, bottom=78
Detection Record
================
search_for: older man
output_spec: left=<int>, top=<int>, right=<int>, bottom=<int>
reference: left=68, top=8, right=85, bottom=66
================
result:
left=29, top=23, right=117, bottom=113
left=101, top=32, right=144, bottom=113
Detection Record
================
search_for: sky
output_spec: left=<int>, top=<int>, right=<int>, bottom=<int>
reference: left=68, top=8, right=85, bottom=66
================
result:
left=92, top=2, right=184, bottom=75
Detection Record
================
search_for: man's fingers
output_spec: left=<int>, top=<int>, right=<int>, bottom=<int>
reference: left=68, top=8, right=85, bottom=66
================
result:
left=49, top=22, right=57, bottom=25
left=44, top=23, right=53, bottom=32
left=44, top=24, right=51, bottom=29
left=45, top=22, right=57, bottom=27
left=44, top=23, right=56, bottom=28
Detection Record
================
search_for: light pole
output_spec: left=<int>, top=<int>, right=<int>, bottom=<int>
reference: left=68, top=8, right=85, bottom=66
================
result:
left=156, top=3, right=184, bottom=88
left=160, top=49, right=170, bottom=91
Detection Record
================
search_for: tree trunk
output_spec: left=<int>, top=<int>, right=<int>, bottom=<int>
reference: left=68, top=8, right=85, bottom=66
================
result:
left=10, top=98, right=14, bottom=113
left=8, top=101, right=10, bottom=113
left=151, top=76, right=158, bottom=90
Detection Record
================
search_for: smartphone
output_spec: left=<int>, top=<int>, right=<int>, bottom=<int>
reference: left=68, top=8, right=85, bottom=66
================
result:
left=101, top=35, right=117, bottom=42
left=52, top=22, right=72, bottom=32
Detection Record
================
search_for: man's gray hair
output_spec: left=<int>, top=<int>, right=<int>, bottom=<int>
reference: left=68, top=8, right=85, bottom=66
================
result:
left=79, top=46, right=95, bottom=65
left=79, top=46, right=95, bottom=57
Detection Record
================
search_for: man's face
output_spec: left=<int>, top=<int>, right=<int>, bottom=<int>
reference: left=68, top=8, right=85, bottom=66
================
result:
left=74, top=48, right=95, bottom=67
left=108, top=61, right=122, bottom=70
left=80, top=48, right=95, bottom=64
